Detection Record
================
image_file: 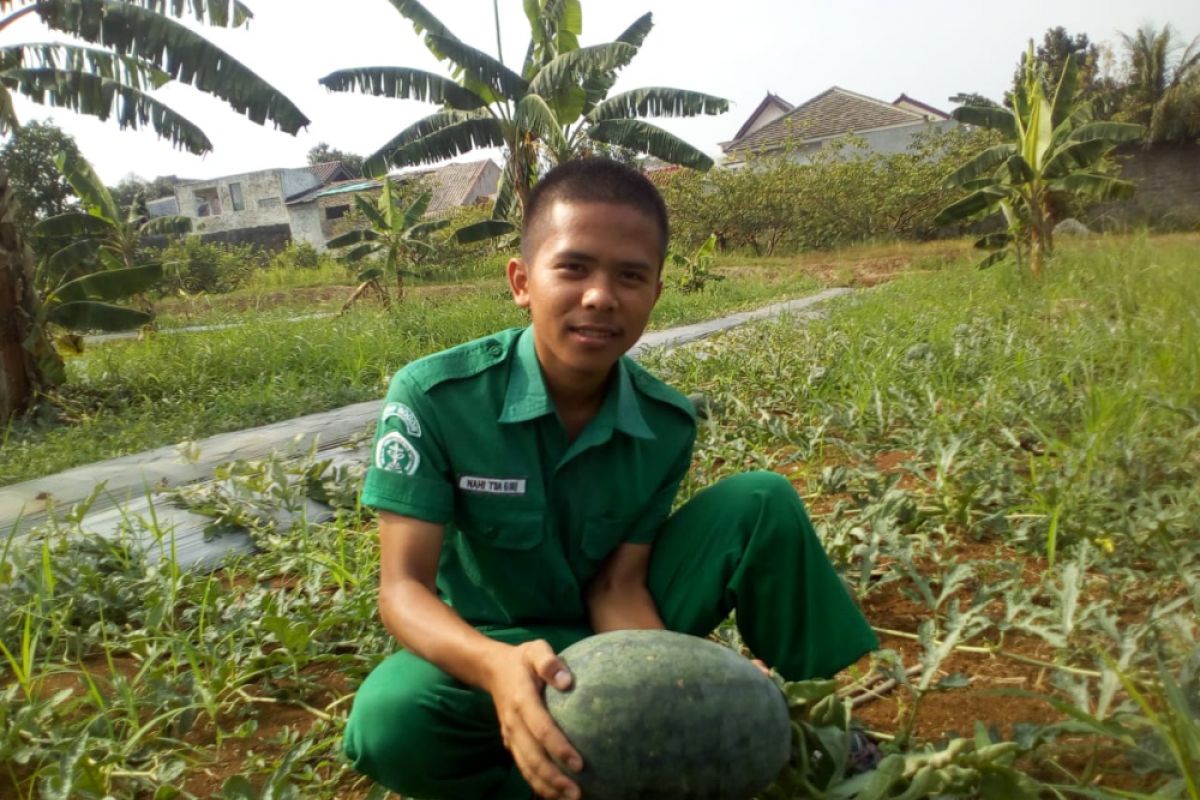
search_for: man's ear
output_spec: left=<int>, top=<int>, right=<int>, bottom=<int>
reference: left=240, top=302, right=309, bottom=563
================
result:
left=507, top=258, right=531, bottom=308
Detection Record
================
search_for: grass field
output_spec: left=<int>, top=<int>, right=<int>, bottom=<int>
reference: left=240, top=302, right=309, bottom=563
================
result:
left=150, top=254, right=508, bottom=330
left=2, top=234, right=1198, bottom=798
left=2, top=248, right=842, bottom=486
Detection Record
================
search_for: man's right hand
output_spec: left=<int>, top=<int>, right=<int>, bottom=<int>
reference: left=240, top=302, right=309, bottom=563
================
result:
left=485, top=640, right=584, bottom=800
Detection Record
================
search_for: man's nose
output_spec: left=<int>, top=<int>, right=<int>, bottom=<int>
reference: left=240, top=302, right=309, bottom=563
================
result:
left=582, top=275, right=617, bottom=310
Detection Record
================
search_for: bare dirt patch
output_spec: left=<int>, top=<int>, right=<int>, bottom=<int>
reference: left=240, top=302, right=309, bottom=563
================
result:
left=844, top=534, right=1164, bottom=793
left=180, top=666, right=361, bottom=798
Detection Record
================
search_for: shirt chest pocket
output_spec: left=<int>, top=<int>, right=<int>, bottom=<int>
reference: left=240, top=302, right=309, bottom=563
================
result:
left=456, top=495, right=545, bottom=551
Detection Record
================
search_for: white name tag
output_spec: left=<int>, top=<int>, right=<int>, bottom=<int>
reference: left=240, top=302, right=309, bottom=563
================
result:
left=458, top=475, right=527, bottom=496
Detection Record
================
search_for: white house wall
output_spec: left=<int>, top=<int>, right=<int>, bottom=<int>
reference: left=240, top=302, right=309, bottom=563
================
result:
left=287, top=204, right=327, bottom=250
left=174, top=169, right=294, bottom=234
left=775, top=119, right=958, bottom=165
left=849, top=120, right=958, bottom=157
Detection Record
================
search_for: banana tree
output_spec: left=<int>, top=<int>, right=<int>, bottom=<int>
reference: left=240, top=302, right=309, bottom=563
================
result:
left=935, top=46, right=1143, bottom=275
left=0, top=163, right=161, bottom=416
left=668, top=233, right=723, bottom=294
left=319, top=0, right=726, bottom=239
left=0, top=0, right=309, bottom=421
left=327, top=180, right=448, bottom=312
left=34, top=148, right=189, bottom=286
left=0, top=164, right=56, bottom=419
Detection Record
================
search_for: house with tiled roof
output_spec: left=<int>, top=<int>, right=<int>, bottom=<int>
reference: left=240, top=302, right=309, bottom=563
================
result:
left=156, top=161, right=358, bottom=248
left=308, top=161, right=357, bottom=185
left=151, top=158, right=499, bottom=250
left=401, top=159, right=503, bottom=216
left=286, top=159, right=501, bottom=248
left=731, top=93, right=795, bottom=142
left=721, top=87, right=954, bottom=166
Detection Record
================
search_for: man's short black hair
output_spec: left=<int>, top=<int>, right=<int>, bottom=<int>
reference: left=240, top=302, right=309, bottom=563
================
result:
left=521, top=157, right=669, bottom=263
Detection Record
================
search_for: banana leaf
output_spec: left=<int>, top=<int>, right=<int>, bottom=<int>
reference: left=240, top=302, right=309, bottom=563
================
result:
left=53, top=263, right=163, bottom=304
left=456, top=219, right=515, bottom=244
left=587, top=87, right=727, bottom=122
left=318, top=66, right=486, bottom=111
left=588, top=119, right=713, bottom=170
left=47, top=300, right=153, bottom=332
left=34, top=211, right=112, bottom=238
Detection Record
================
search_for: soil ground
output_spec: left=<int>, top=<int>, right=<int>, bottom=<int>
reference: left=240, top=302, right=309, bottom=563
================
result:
left=132, top=537, right=1150, bottom=797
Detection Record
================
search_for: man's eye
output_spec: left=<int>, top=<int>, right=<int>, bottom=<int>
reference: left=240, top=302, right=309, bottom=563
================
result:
left=622, top=270, right=648, bottom=282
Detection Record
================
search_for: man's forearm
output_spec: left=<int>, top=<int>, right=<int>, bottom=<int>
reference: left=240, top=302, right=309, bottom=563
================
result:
left=380, top=580, right=510, bottom=691
left=587, top=583, right=665, bottom=633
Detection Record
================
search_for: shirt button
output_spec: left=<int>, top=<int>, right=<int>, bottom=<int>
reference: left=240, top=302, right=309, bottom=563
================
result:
left=486, top=341, right=503, bottom=357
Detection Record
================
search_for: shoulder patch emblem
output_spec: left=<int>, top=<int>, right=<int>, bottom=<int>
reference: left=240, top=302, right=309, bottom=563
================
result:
left=375, top=432, right=421, bottom=475
left=382, top=402, right=422, bottom=437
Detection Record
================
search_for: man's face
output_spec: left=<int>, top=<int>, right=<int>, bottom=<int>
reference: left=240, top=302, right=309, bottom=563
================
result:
left=508, top=200, right=663, bottom=385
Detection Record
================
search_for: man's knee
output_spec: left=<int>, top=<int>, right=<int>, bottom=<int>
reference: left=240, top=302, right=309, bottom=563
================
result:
left=720, top=470, right=807, bottom=515
left=741, top=469, right=801, bottom=498
left=343, top=671, right=434, bottom=786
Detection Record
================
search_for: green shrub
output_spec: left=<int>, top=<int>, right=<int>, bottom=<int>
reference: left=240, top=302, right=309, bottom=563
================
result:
left=269, top=242, right=324, bottom=271
left=339, top=200, right=514, bottom=285
left=427, top=203, right=510, bottom=281
left=662, top=128, right=1001, bottom=255
left=159, top=238, right=266, bottom=295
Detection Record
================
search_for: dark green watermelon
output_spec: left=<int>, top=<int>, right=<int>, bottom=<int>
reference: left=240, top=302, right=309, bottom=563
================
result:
left=544, top=629, right=791, bottom=800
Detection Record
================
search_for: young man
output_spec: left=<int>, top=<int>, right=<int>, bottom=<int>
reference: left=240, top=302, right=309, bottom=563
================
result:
left=343, top=158, right=877, bottom=800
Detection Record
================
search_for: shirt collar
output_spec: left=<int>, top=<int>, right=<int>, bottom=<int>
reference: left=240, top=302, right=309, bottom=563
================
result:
left=498, top=326, right=655, bottom=440
left=498, top=326, right=556, bottom=424
left=614, top=358, right=655, bottom=440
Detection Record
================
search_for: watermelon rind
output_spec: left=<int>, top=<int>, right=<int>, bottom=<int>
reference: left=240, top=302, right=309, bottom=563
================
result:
left=544, top=629, right=791, bottom=800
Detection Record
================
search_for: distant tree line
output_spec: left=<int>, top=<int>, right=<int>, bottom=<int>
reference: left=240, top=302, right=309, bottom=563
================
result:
left=954, top=23, right=1200, bottom=144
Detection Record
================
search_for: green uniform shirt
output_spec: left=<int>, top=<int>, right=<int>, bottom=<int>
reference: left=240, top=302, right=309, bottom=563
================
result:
left=361, top=326, right=697, bottom=627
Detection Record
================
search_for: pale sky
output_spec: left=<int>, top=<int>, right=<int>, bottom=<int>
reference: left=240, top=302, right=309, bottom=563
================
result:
left=5, top=0, right=1199, bottom=185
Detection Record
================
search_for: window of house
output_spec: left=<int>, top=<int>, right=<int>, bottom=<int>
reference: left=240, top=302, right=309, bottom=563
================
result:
left=229, top=182, right=245, bottom=212
left=258, top=197, right=282, bottom=210
left=325, top=204, right=350, bottom=220
left=194, top=187, right=222, bottom=217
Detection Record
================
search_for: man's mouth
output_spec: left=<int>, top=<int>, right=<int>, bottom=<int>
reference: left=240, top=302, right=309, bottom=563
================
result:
left=569, top=324, right=620, bottom=341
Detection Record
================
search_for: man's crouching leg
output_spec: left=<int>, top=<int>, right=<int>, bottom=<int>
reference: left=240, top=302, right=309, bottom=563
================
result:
left=648, top=471, right=879, bottom=681
left=343, top=649, right=530, bottom=800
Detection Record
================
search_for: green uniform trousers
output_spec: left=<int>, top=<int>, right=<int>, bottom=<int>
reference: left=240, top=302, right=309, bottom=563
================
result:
left=343, top=471, right=878, bottom=799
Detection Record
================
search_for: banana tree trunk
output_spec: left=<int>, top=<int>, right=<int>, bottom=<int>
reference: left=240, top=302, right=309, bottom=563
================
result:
left=1029, top=227, right=1045, bottom=278
left=509, top=135, right=537, bottom=217
left=338, top=278, right=392, bottom=316
left=1026, top=187, right=1052, bottom=278
left=0, top=167, right=60, bottom=421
